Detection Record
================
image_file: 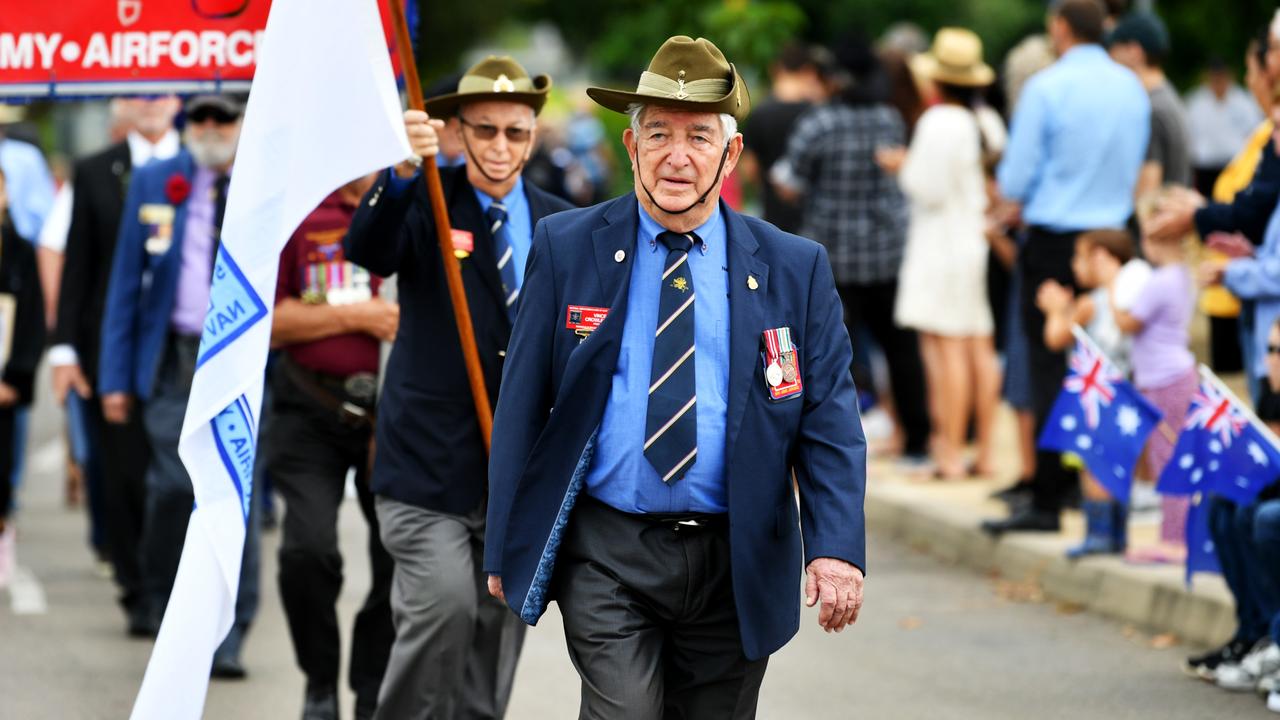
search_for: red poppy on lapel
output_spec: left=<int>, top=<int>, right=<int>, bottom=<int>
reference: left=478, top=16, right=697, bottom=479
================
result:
left=165, top=173, right=191, bottom=205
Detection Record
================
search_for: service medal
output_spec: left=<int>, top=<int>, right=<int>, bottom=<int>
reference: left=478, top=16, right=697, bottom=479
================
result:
left=766, top=361, right=783, bottom=387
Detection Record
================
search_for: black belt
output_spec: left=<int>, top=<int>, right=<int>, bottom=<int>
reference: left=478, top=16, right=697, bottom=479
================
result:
left=281, top=356, right=376, bottom=429
left=581, top=493, right=727, bottom=533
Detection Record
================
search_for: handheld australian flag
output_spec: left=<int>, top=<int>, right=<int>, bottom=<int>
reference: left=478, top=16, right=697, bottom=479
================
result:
left=1157, top=375, right=1280, bottom=505
left=1038, top=339, right=1162, bottom=504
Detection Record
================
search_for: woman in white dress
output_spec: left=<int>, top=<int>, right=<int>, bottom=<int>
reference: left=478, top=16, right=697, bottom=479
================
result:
left=879, top=28, right=1006, bottom=479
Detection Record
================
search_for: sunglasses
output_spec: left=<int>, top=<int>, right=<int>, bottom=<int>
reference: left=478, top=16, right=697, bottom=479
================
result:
left=459, top=117, right=532, bottom=144
left=188, top=106, right=239, bottom=125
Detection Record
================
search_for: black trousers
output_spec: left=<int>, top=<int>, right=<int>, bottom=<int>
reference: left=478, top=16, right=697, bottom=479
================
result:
left=554, top=495, right=767, bottom=720
left=269, top=367, right=394, bottom=700
left=1019, top=227, right=1081, bottom=513
left=92, top=394, right=151, bottom=610
left=836, top=279, right=930, bottom=456
left=0, top=408, right=14, bottom=522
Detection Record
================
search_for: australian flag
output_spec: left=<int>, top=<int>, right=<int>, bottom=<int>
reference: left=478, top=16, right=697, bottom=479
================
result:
left=1185, top=494, right=1222, bottom=584
left=1038, top=341, right=1162, bottom=504
left=1157, top=379, right=1280, bottom=505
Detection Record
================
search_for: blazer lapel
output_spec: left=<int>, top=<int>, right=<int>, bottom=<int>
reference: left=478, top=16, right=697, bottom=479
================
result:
left=552, top=197, right=637, bottom=409
left=449, top=174, right=508, bottom=313
left=723, top=206, right=769, bottom=466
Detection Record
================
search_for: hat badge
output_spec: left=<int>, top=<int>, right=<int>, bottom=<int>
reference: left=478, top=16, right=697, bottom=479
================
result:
left=675, top=69, right=689, bottom=100
left=493, top=74, right=516, bottom=93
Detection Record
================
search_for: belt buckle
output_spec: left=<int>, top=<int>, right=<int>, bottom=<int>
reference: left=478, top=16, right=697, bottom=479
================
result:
left=340, top=401, right=368, bottom=426
left=343, top=373, right=378, bottom=404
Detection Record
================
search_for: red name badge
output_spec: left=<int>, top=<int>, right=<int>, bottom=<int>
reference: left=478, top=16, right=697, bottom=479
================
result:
left=450, top=229, right=474, bottom=258
left=566, top=305, right=609, bottom=336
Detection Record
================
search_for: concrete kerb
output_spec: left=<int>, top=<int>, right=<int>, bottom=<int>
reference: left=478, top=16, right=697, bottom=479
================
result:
left=865, top=480, right=1237, bottom=648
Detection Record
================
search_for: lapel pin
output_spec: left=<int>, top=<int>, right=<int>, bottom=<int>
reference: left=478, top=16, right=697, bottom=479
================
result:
left=747, top=275, right=758, bottom=291
left=614, top=249, right=625, bottom=263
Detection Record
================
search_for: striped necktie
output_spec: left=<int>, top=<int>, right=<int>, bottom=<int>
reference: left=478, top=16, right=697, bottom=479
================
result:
left=645, top=230, right=699, bottom=483
left=485, top=202, right=519, bottom=321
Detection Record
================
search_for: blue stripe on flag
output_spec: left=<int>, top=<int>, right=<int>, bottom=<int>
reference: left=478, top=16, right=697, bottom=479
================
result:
left=197, top=247, right=268, bottom=368
left=210, top=398, right=255, bottom=524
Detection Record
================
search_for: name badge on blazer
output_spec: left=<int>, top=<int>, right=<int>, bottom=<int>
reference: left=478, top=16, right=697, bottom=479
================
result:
left=139, top=203, right=175, bottom=255
left=566, top=305, right=609, bottom=340
left=761, top=326, right=803, bottom=400
left=451, top=229, right=474, bottom=259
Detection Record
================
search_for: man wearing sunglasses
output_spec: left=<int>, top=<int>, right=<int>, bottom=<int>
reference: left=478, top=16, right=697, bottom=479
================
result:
left=98, top=94, right=261, bottom=680
left=344, top=57, right=572, bottom=720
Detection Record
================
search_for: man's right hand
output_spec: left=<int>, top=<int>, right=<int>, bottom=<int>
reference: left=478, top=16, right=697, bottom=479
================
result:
left=51, top=363, right=92, bottom=405
left=394, top=110, right=445, bottom=179
left=344, top=298, right=400, bottom=343
left=101, top=392, right=134, bottom=425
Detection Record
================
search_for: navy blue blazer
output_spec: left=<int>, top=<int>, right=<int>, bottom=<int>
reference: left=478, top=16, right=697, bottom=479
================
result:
left=345, top=167, right=572, bottom=515
left=99, top=151, right=197, bottom=400
left=486, top=195, right=867, bottom=661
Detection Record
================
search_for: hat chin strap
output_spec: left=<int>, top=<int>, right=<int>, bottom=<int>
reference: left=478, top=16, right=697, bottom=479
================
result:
left=637, top=143, right=730, bottom=216
left=460, top=130, right=529, bottom=185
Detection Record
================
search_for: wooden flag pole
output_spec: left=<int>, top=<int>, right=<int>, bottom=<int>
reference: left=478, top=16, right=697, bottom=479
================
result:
left=386, top=0, right=493, bottom=452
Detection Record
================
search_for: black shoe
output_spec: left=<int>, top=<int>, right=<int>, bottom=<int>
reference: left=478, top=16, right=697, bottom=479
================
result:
left=992, top=479, right=1033, bottom=504
left=981, top=509, right=1060, bottom=535
left=302, top=683, right=339, bottom=720
left=126, top=604, right=159, bottom=639
left=1183, top=638, right=1255, bottom=681
left=210, top=654, right=247, bottom=680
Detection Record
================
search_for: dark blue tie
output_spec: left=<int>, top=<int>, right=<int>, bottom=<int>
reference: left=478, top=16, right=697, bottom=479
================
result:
left=645, top=231, right=699, bottom=483
left=485, top=202, right=519, bottom=321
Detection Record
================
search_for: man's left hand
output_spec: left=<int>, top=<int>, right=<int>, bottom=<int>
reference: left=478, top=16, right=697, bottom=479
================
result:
left=805, top=557, right=863, bottom=633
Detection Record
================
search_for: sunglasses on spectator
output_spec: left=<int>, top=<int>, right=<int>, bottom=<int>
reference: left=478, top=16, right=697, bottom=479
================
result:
left=459, top=117, right=532, bottom=144
left=188, top=107, right=240, bottom=125
left=1269, top=344, right=1280, bottom=355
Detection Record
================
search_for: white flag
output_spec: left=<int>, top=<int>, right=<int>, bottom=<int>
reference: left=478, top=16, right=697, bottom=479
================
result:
left=129, top=0, right=410, bottom=717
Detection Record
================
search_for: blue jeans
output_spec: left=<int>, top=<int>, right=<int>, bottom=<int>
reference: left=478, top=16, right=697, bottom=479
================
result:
left=1211, top=495, right=1280, bottom=643
left=6, top=405, right=26, bottom=513
left=141, top=336, right=260, bottom=655
left=1252, top=500, right=1280, bottom=643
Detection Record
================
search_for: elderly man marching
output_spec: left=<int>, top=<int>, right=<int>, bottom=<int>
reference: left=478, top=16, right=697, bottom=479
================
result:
left=485, top=36, right=868, bottom=718
left=343, top=57, right=572, bottom=720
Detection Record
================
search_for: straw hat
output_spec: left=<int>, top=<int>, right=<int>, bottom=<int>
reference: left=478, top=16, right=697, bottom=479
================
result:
left=910, top=28, right=994, bottom=87
left=423, top=56, right=551, bottom=117
left=587, top=36, right=750, bottom=122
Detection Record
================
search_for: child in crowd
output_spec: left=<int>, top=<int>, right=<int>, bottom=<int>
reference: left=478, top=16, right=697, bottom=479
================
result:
left=1115, top=229, right=1198, bottom=564
left=1037, top=229, right=1138, bottom=557
left=0, top=166, right=47, bottom=588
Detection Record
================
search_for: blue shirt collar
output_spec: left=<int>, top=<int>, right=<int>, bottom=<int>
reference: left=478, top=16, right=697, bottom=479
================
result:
left=635, top=199, right=722, bottom=256
left=472, top=174, right=526, bottom=213
left=1060, top=43, right=1107, bottom=64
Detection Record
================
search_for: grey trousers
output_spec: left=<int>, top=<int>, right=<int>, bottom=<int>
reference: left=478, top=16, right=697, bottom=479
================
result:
left=373, top=496, right=525, bottom=720
left=554, top=495, right=768, bottom=720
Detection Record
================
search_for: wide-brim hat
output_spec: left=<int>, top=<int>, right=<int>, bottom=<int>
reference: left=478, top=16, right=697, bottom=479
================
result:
left=910, top=27, right=994, bottom=88
left=587, top=36, right=750, bottom=123
left=423, top=56, right=551, bottom=117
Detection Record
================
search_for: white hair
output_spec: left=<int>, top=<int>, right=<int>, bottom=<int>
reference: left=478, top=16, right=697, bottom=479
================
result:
left=626, top=103, right=737, bottom=146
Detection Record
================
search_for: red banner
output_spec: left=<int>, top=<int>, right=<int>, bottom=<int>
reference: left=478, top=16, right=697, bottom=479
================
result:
left=0, top=0, right=404, bottom=98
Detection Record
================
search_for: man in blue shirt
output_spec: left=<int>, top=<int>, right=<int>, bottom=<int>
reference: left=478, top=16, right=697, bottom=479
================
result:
left=985, top=0, right=1150, bottom=534
left=344, top=57, right=572, bottom=720
left=486, top=36, right=867, bottom=718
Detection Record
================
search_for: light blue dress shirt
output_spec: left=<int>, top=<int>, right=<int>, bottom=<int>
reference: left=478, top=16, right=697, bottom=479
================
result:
left=997, top=45, right=1151, bottom=232
left=585, top=202, right=731, bottom=514
left=1224, top=206, right=1280, bottom=382
left=472, top=175, right=532, bottom=289
left=385, top=169, right=533, bottom=286
left=0, top=138, right=55, bottom=242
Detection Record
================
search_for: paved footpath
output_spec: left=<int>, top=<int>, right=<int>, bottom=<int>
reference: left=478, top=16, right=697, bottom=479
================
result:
left=0, top=393, right=1273, bottom=718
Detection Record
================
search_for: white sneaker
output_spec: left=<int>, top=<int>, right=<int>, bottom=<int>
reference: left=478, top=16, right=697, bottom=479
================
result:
left=1268, top=688, right=1280, bottom=713
left=1258, top=670, right=1280, bottom=696
left=1218, top=642, right=1280, bottom=692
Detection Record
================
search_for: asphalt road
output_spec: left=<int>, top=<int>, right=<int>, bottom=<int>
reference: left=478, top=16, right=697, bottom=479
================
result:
left=0, top=388, right=1272, bottom=719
